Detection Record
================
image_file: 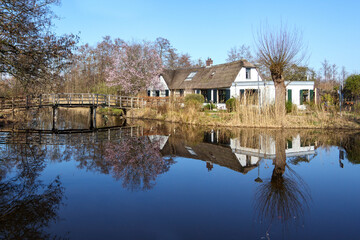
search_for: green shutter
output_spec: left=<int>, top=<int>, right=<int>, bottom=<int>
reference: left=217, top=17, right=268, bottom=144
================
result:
left=213, top=89, right=217, bottom=103
left=147, top=90, right=151, bottom=96
left=207, top=89, right=212, bottom=102
left=196, top=90, right=200, bottom=94
left=310, top=90, right=314, bottom=102
left=287, top=89, right=292, bottom=103
left=300, top=90, right=304, bottom=105
left=165, top=90, right=169, bottom=96
left=287, top=140, right=292, bottom=149
left=226, top=89, right=231, bottom=101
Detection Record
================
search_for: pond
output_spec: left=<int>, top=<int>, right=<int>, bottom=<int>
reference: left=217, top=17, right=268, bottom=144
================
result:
left=1, top=109, right=360, bottom=239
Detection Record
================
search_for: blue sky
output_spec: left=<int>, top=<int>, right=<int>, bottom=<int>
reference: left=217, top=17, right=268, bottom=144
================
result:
left=52, top=0, right=360, bottom=74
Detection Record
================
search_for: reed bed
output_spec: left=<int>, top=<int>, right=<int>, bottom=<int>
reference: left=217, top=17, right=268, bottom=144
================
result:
left=128, top=96, right=360, bottom=129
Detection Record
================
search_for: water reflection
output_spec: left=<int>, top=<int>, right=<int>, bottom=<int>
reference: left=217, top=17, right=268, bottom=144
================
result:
left=105, top=137, right=175, bottom=191
left=253, top=131, right=311, bottom=235
left=1, top=120, right=360, bottom=238
left=0, top=144, right=65, bottom=239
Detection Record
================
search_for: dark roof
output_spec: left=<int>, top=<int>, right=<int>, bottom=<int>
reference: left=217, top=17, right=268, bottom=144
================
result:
left=162, top=60, right=256, bottom=90
left=160, top=136, right=257, bottom=174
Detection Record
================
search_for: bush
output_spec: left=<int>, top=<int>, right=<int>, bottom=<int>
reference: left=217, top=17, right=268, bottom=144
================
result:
left=204, top=103, right=216, bottom=110
left=354, top=102, right=360, bottom=113
left=286, top=101, right=293, bottom=113
left=226, top=98, right=236, bottom=112
left=184, top=94, right=204, bottom=110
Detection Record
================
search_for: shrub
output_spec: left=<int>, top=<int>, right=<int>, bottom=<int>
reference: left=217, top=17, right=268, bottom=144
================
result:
left=226, top=98, right=236, bottom=112
left=204, top=103, right=216, bottom=110
left=354, top=102, right=360, bottom=113
left=286, top=101, right=293, bottom=113
left=184, top=94, right=204, bottom=110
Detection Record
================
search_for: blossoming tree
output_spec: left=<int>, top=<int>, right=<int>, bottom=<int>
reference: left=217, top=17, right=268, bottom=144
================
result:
left=106, top=41, right=163, bottom=95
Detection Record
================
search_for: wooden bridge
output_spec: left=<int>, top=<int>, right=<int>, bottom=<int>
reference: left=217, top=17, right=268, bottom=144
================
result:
left=0, top=93, right=170, bottom=110
left=0, top=93, right=170, bottom=130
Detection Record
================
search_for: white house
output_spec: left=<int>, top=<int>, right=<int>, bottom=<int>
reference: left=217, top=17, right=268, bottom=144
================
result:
left=149, top=58, right=315, bottom=109
left=147, top=75, right=170, bottom=97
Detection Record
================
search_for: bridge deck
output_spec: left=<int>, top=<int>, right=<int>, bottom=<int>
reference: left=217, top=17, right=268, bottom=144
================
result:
left=0, top=93, right=170, bottom=110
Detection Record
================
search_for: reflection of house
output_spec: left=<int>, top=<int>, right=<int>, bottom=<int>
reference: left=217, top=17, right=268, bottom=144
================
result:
left=230, top=134, right=316, bottom=160
left=148, top=58, right=315, bottom=109
left=148, top=130, right=316, bottom=175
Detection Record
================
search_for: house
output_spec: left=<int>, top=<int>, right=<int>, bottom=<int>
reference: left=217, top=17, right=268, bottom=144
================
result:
left=149, top=58, right=315, bottom=109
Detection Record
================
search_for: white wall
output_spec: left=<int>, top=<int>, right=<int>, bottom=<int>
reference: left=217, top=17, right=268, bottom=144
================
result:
left=234, top=67, right=262, bottom=82
left=148, top=75, right=170, bottom=97
left=230, top=80, right=314, bottom=109
left=286, top=82, right=314, bottom=108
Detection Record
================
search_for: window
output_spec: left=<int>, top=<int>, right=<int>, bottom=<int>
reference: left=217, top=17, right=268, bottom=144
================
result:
left=218, top=89, right=230, bottom=103
left=185, top=72, right=197, bottom=81
left=201, top=90, right=209, bottom=102
left=246, top=68, right=251, bottom=79
left=240, top=89, right=259, bottom=104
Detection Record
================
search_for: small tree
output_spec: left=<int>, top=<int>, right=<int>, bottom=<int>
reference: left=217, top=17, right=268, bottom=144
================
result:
left=255, top=23, right=306, bottom=119
left=106, top=41, right=163, bottom=95
left=344, top=74, right=360, bottom=102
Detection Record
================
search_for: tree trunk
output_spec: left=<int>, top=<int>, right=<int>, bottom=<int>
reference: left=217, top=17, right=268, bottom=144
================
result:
left=272, top=130, right=286, bottom=182
left=274, top=79, right=286, bottom=122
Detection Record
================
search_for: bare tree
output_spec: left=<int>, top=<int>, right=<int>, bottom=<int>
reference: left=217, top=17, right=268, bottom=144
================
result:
left=255, top=23, right=306, bottom=118
left=0, top=0, right=78, bottom=94
left=321, top=59, right=331, bottom=82
left=226, top=44, right=253, bottom=62
left=340, top=66, right=348, bottom=85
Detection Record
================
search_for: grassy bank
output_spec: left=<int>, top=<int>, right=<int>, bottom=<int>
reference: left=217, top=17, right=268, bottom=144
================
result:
left=124, top=103, right=360, bottom=129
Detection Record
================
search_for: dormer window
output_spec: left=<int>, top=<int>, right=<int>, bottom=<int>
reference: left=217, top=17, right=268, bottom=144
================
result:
left=185, top=72, right=197, bottom=81
left=246, top=68, right=251, bottom=79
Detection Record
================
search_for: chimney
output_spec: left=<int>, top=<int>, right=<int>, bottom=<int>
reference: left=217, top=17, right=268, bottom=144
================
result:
left=206, top=57, right=213, bottom=67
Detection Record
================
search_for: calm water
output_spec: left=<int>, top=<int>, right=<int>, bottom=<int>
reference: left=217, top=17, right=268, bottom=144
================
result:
left=1, top=109, right=360, bottom=239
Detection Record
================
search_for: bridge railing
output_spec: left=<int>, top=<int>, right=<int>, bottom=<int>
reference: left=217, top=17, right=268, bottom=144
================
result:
left=0, top=93, right=174, bottom=110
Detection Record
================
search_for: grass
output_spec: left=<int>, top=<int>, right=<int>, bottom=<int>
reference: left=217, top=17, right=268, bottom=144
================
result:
left=127, top=97, right=360, bottom=129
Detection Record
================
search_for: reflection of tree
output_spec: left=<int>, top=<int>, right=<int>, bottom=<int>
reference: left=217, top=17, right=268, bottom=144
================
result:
left=341, top=133, right=360, bottom=164
left=105, top=137, right=175, bottom=191
left=254, top=131, right=311, bottom=235
left=0, top=144, right=65, bottom=239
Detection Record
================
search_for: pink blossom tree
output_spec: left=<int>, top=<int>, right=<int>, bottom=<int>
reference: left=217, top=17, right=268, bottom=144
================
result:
left=106, top=41, right=163, bottom=95
left=105, top=137, right=174, bottom=191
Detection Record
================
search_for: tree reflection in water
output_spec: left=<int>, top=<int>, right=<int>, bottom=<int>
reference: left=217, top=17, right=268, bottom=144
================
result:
left=254, top=131, right=311, bottom=236
left=105, top=137, right=175, bottom=191
left=0, top=144, right=65, bottom=239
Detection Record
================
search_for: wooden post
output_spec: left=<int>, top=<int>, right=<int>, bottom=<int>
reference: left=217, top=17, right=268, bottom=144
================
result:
left=52, top=105, right=58, bottom=132
left=108, top=95, right=111, bottom=107
left=11, top=97, right=14, bottom=118
left=39, top=95, right=42, bottom=108
left=82, top=94, right=84, bottom=105
left=120, top=96, right=122, bottom=107
left=89, top=106, right=97, bottom=130
left=131, top=97, right=133, bottom=109
left=137, top=97, right=139, bottom=109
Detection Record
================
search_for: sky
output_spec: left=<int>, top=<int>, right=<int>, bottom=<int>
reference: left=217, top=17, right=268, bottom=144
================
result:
left=52, top=0, right=360, bottom=74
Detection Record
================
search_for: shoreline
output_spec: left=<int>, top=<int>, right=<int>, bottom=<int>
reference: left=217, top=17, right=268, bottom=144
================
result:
left=126, top=116, right=360, bottom=131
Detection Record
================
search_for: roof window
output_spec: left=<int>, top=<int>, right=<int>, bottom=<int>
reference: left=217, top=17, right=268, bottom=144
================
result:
left=185, top=72, right=197, bottom=81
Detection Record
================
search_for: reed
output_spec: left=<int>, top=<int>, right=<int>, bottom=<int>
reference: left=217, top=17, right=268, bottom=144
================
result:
left=128, top=96, right=360, bottom=129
